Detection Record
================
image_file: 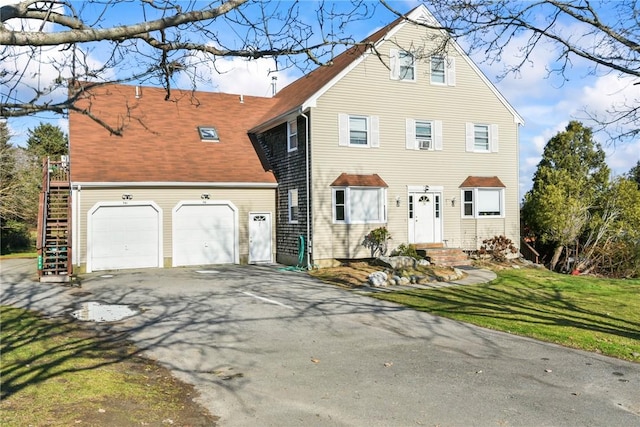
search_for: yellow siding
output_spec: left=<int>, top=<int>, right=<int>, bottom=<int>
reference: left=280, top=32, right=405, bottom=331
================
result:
left=73, top=186, right=275, bottom=269
left=309, top=23, right=520, bottom=262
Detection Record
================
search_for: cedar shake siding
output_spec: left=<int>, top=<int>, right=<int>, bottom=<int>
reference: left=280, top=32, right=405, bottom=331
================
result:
left=256, top=116, right=311, bottom=266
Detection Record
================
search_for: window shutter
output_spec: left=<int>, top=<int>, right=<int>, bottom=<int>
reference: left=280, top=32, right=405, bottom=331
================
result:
left=447, top=57, right=456, bottom=86
left=434, top=120, right=443, bottom=150
left=389, top=49, right=399, bottom=80
left=406, top=118, right=416, bottom=149
left=465, top=122, right=474, bottom=152
left=370, top=116, right=380, bottom=147
left=338, top=113, right=349, bottom=146
left=490, top=124, right=499, bottom=152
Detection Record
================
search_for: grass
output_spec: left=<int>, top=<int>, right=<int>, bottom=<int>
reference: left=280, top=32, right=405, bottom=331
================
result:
left=0, top=306, right=217, bottom=426
left=369, top=267, right=640, bottom=361
left=0, top=251, right=37, bottom=259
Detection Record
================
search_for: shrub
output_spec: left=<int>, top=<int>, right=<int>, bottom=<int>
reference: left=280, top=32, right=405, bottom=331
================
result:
left=391, top=243, right=420, bottom=259
left=362, top=227, right=391, bottom=258
left=0, top=220, right=33, bottom=254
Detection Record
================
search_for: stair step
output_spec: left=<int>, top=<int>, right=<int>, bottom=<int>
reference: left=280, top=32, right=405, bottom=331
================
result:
left=420, top=248, right=471, bottom=267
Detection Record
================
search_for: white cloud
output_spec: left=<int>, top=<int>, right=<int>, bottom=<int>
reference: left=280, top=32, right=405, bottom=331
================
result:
left=175, top=54, right=301, bottom=97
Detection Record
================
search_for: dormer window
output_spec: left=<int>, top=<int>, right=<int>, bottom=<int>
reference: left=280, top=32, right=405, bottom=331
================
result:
left=198, top=126, right=219, bottom=141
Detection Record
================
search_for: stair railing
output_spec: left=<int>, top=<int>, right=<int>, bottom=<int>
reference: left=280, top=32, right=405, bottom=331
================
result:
left=36, top=157, right=50, bottom=275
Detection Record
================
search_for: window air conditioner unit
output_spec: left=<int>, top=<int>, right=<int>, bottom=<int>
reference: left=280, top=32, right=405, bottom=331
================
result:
left=418, top=138, right=432, bottom=150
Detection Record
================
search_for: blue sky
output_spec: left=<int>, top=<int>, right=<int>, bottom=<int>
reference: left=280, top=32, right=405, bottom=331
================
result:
left=3, top=0, right=639, bottom=199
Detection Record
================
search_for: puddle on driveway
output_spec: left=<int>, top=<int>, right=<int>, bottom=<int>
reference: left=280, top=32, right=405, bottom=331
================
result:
left=71, top=301, right=141, bottom=322
left=196, top=270, right=220, bottom=274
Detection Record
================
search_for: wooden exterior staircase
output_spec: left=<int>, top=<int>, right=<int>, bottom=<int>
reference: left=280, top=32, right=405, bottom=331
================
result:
left=37, top=158, right=72, bottom=283
left=414, top=243, right=471, bottom=267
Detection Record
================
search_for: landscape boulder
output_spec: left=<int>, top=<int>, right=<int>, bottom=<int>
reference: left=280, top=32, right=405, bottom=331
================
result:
left=376, top=256, right=417, bottom=270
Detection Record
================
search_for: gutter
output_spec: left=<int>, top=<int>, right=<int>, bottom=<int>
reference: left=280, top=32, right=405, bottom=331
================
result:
left=301, top=109, right=311, bottom=269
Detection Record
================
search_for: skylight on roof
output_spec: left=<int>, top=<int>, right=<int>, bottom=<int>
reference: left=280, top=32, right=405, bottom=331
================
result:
left=198, top=126, right=219, bottom=141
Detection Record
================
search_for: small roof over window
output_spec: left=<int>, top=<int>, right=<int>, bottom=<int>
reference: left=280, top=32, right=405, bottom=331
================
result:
left=330, top=173, right=388, bottom=187
left=459, top=176, right=506, bottom=188
left=198, top=126, right=219, bottom=141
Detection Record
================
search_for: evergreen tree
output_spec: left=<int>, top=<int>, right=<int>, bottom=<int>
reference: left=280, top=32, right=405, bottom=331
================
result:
left=627, top=161, right=640, bottom=189
left=522, top=121, right=610, bottom=270
left=25, top=123, right=68, bottom=161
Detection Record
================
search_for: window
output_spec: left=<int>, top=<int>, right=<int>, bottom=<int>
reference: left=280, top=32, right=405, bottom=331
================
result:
left=198, top=126, right=219, bottom=141
left=338, top=114, right=379, bottom=148
left=408, top=195, right=414, bottom=219
left=462, top=188, right=504, bottom=218
left=430, top=55, right=455, bottom=86
left=390, top=49, right=416, bottom=81
left=349, top=116, right=368, bottom=145
left=474, top=124, right=489, bottom=151
left=333, top=187, right=387, bottom=224
left=466, top=123, right=498, bottom=152
left=288, top=188, right=298, bottom=223
left=431, top=56, right=445, bottom=84
left=287, top=119, right=298, bottom=152
left=405, top=119, right=443, bottom=150
left=415, top=121, right=433, bottom=150
left=335, top=189, right=346, bottom=221
left=399, top=51, right=415, bottom=81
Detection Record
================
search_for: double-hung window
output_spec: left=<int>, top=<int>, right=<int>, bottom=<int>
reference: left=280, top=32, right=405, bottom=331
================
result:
left=415, top=120, right=433, bottom=150
left=288, top=188, right=298, bottom=223
left=333, top=187, right=387, bottom=224
left=390, top=49, right=416, bottom=81
left=431, top=56, right=445, bottom=84
left=287, top=119, right=298, bottom=152
left=338, top=114, right=380, bottom=148
left=430, top=55, right=455, bottom=86
left=474, top=124, right=490, bottom=151
left=466, top=123, right=498, bottom=152
left=405, top=119, right=443, bottom=150
left=399, top=51, right=415, bottom=81
left=350, top=116, right=368, bottom=145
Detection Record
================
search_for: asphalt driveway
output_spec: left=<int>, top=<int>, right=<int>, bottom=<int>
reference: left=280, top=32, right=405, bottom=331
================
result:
left=1, top=258, right=639, bottom=426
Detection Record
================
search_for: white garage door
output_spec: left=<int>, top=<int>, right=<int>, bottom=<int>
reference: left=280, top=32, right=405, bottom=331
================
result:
left=89, top=204, right=161, bottom=271
left=173, top=202, right=237, bottom=266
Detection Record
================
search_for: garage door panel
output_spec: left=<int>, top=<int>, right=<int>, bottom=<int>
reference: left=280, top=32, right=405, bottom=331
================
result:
left=173, top=203, right=236, bottom=266
left=90, top=205, right=160, bottom=271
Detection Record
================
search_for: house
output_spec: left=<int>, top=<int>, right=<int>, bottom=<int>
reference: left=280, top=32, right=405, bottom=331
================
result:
left=45, top=4, right=521, bottom=277
left=249, top=4, right=523, bottom=267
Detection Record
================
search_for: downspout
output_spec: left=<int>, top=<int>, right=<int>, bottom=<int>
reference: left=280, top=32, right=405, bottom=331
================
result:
left=301, top=110, right=311, bottom=269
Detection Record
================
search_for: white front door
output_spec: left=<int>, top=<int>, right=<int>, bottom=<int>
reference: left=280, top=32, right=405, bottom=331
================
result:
left=410, top=192, right=442, bottom=244
left=249, top=212, right=272, bottom=263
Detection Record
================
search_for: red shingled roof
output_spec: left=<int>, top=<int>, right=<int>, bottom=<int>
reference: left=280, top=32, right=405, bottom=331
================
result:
left=459, top=176, right=506, bottom=188
left=330, top=173, right=388, bottom=187
left=69, top=84, right=277, bottom=183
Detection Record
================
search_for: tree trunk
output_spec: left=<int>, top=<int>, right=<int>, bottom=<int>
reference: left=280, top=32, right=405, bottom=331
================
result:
left=550, top=245, right=564, bottom=271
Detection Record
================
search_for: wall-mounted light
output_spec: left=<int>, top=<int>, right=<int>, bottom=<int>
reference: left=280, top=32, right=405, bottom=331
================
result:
left=451, top=197, right=456, bottom=207
left=424, top=185, right=430, bottom=193
left=201, top=193, right=210, bottom=200
left=396, top=196, right=401, bottom=207
left=121, top=194, right=133, bottom=200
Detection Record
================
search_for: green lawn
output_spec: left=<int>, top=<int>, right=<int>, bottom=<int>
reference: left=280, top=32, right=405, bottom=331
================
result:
left=0, top=306, right=217, bottom=426
left=372, top=267, right=640, bottom=361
